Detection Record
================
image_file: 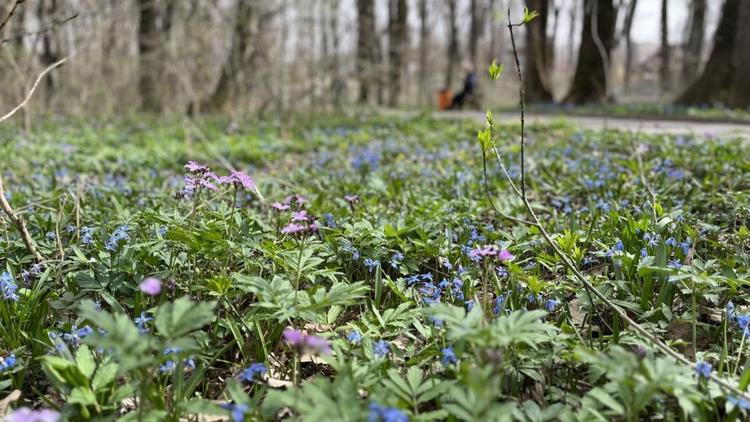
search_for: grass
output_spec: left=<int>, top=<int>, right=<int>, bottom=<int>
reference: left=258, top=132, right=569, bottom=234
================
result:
left=0, top=115, right=749, bottom=420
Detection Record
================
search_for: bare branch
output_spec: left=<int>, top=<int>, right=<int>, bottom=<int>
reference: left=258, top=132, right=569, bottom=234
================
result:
left=0, top=177, right=44, bottom=262
left=0, top=57, right=68, bottom=124
left=0, top=0, right=25, bottom=34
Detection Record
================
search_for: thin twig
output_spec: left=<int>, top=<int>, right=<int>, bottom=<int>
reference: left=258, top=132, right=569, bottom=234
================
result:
left=0, top=57, right=68, bottom=124
left=0, top=176, right=44, bottom=262
left=488, top=7, right=750, bottom=402
left=1, top=13, right=78, bottom=46
left=0, top=0, right=25, bottom=34
left=506, top=8, right=526, bottom=200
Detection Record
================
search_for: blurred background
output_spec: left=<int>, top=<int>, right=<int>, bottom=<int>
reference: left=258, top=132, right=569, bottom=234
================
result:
left=1, top=0, right=748, bottom=119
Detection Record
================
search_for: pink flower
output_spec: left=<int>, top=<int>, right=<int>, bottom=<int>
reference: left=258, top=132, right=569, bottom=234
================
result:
left=284, top=194, right=308, bottom=207
left=344, top=194, right=360, bottom=204
left=219, top=171, right=258, bottom=192
left=498, top=249, right=514, bottom=261
left=283, top=328, right=331, bottom=355
left=281, top=223, right=308, bottom=234
left=292, top=210, right=309, bottom=222
left=139, top=277, right=162, bottom=296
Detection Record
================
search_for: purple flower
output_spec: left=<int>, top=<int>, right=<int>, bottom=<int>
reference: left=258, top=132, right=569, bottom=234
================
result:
left=292, top=210, right=309, bottom=222
left=139, top=277, right=161, bottom=296
left=498, top=249, right=514, bottom=261
left=5, top=408, right=61, bottom=422
left=219, top=171, right=257, bottom=191
left=184, top=161, right=210, bottom=174
left=283, top=328, right=305, bottom=346
left=272, top=202, right=290, bottom=211
left=281, top=223, right=308, bottom=234
left=303, top=335, right=332, bottom=355
left=344, top=194, right=360, bottom=204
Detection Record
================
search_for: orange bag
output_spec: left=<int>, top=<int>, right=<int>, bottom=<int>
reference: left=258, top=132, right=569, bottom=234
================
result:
left=437, top=89, right=453, bottom=110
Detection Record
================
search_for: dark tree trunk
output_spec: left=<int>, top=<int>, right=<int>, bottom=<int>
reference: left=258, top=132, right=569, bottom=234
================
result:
left=729, top=0, right=750, bottom=107
left=38, top=0, right=60, bottom=106
left=328, top=0, right=344, bottom=108
left=419, top=0, right=429, bottom=104
left=204, top=1, right=253, bottom=112
left=524, top=0, right=553, bottom=102
left=469, top=0, right=484, bottom=68
left=487, top=0, right=503, bottom=65
left=622, top=0, right=638, bottom=90
left=677, top=0, right=739, bottom=105
left=387, top=0, right=407, bottom=107
left=681, top=0, right=706, bottom=85
left=563, top=0, right=615, bottom=104
left=445, top=0, right=459, bottom=88
left=659, top=0, right=670, bottom=92
left=137, top=0, right=161, bottom=112
left=356, top=0, right=377, bottom=103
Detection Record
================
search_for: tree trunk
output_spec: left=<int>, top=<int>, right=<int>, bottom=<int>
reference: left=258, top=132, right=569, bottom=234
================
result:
left=563, top=0, right=615, bottom=104
left=677, top=0, right=739, bottom=105
left=524, top=0, right=553, bottom=102
left=659, top=0, right=670, bottom=92
left=622, top=0, right=638, bottom=90
left=419, top=0, right=429, bottom=105
left=356, top=0, right=377, bottom=103
left=729, top=0, right=750, bottom=107
left=387, top=0, right=407, bottom=107
left=445, top=0, right=459, bottom=88
left=681, top=0, right=706, bottom=85
left=137, top=0, right=161, bottom=112
left=203, top=1, right=253, bottom=113
left=38, top=0, right=60, bottom=106
left=487, top=0, right=503, bottom=65
left=328, top=0, right=344, bottom=108
left=469, top=0, right=484, bottom=69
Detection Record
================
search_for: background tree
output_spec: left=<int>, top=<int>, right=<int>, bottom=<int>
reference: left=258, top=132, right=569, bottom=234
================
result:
left=681, top=0, right=706, bottom=85
left=387, top=0, right=407, bottom=107
left=677, top=0, right=739, bottom=105
left=659, top=0, right=670, bottom=92
left=444, top=0, right=459, bottom=89
left=356, top=0, right=377, bottom=103
left=729, top=0, right=750, bottom=107
left=563, top=0, right=615, bottom=104
left=524, top=0, right=553, bottom=102
left=418, top=0, right=429, bottom=104
left=137, top=0, right=160, bottom=112
left=621, top=0, right=638, bottom=90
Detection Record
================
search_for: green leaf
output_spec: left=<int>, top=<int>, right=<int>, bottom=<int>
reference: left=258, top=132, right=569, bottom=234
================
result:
left=155, top=296, right=216, bottom=339
left=488, top=60, right=504, bottom=80
left=75, top=344, right=96, bottom=379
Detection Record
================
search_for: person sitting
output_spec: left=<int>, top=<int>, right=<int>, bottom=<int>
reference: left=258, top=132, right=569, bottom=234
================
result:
left=449, top=62, right=477, bottom=110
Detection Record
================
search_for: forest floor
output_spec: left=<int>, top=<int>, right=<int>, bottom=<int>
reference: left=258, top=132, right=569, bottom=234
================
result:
left=432, top=110, right=750, bottom=139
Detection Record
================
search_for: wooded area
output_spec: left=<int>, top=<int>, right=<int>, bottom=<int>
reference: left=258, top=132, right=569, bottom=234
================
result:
left=2, top=0, right=750, bottom=119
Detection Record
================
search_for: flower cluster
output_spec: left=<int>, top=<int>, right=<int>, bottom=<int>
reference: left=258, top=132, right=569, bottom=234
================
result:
left=5, top=407, right=60, bottom=422
left=274, top=194, right=319, bottom=235
left=159, top=347, right=196, bottom=373
left=238, top=362, right=267, bottom=383
left=105, top=225, right=131, bottom=251
left=468, top=245, right=513, bottom=262
left=180, top=161, right=259, bottom=199
left=0, top=354, right=16, bottom=372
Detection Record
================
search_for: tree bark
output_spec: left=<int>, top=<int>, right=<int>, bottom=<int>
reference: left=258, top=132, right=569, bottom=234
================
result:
left=659, top=0, right=670, bottom=92
left=563, top=0, right=615, bottom=104
left=524, top=0, right=553, bottom=102
left=677, top=0, right=739, bottom=105
left=445, top=0, right=459, bottom=88
left=681, top=0, right=706, bottom=85
left=622, top=0, right=638, bottom=90
left=387, top=0, right=407, bottom=107
left=418, top=0, right=429, bottom=105
left=137, top=0, right=161, bottom=112
left=469, top=0, right=484, bottom=69
left=38, top=0, right=60, bottom=106
left=356, top=0, right=377, bottom=103
left=729, top=0, right=750, bottom=107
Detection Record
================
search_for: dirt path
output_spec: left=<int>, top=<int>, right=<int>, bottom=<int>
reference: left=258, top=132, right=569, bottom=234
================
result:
left=433, top=110, right=750, bottom=139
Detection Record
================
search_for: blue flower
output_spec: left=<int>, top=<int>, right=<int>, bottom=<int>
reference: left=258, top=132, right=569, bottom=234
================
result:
left=105, top=225, right=131, bottom=251
left=238, top=362, right=267, bottom=382
left=665, top=237, right=677, bottom=247
left=368, top=402, right=409, bottom=422
left=346, top=330, right=362, bottom=344
left=221, top=403, right=250, bottom=422
left=640, top=247, right=648, bottom=257
left=364, top=258, right=380, bottom=273
left=80, top=226, right=94, bottom=245
left=373, top=340, right=390, bottom=358
left=680, top=241, right=690, bottom=255
left=134, top=312, right=153, bottom=333
left=0, top=355, right=16, bottom=372
left=668, top=259, right=682, bottom=269
left=728, top=396, right=750, bottom=412
left=441, top=347, right=457, bottom=366
left=695, top=361, right=712, bottom=379
left=323, top=213, right=337, bottom=228
left=614, top=239, right=624, bottom=252
left=389, top=252, right=404, bottom=268
left=545, top=299, right=560, bottom=312
left=493, top=295, right=505, bottom=315
left=0, top=272, right=19, bottom=302
left=159, top=360, right=176, bottom=373
left=465, top=300, right=475, bottom=311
